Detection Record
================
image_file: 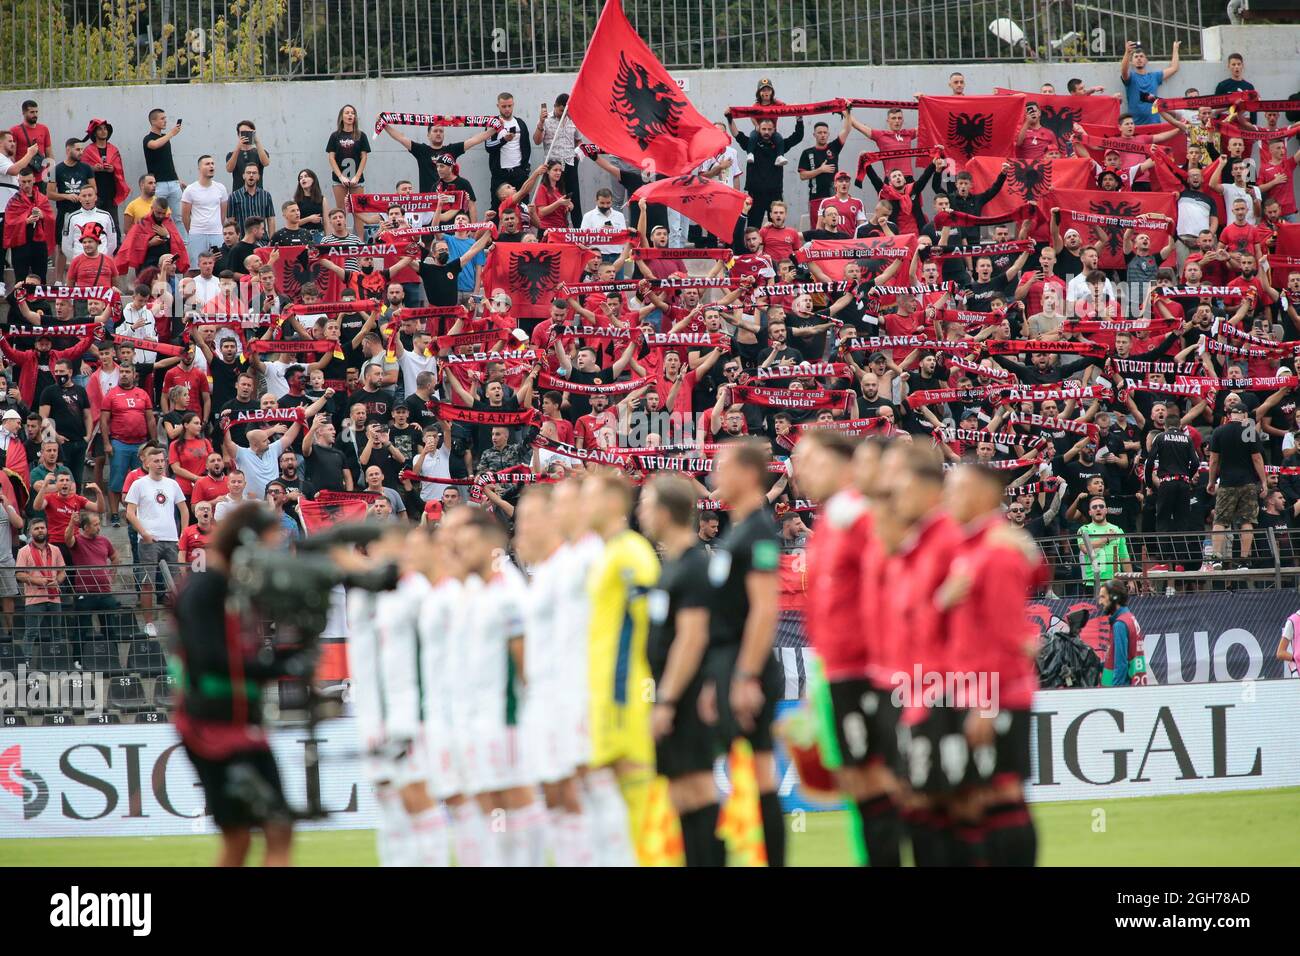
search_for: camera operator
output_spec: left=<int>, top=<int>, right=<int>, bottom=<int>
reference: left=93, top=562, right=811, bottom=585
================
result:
left=171, top=503, right=317, bottom=867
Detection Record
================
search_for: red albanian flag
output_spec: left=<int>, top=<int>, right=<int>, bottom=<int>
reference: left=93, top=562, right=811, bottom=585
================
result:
left=917, top=94, right=1025, bottom=172
left=481, top=243, right=594, bottom=320
left=993, top=91, right=1120, bottom=155
left=568, top=0, right=730, bottom=176
left=255, top=246, right=343, bottom=303
left=299, top=495, right=369, bottom=534
left=632, top=173, right=748, bottom=240
left=966, top=156, right=1093, bottom=241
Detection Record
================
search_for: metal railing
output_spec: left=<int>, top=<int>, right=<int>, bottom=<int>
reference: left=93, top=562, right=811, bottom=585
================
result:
left=1036, top=527, right=1300, bottom=597
left=3, top=0, right=1207, bottom=89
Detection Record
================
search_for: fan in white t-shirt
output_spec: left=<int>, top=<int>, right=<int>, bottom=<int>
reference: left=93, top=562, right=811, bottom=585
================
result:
left=413, top=424, right=452, bottom=502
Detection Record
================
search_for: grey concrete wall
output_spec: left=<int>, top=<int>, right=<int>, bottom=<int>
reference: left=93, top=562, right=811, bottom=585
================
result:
left=20, top=26, right=1300, bottom=214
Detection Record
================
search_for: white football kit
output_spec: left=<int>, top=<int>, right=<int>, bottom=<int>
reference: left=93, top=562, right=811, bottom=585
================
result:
left=346, top=589, right=392, bottom=784
left=521, top=550, right=571, bottom=783
left=556, top=533, right=603, bottom=770
left=459, top=561, right=529, bottom=793
left=374, top=572, right=432, bottom=787
left=419, top=575, right=465, bottom=799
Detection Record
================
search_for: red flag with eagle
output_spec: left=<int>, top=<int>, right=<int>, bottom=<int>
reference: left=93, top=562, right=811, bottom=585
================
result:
left=993, top=90, right=1120, bottom=155
left=966, top=156, right=1093, bottom=241
left=481, top=243, right=594, bottom=320
left=299, top=495, right=369, bottom=534
left=254, top=245, right=344, bottom=303
left=917, top=94, right=1025, bottom=172
left=631, top=173, right=748, bottom=240
left=568, top=0, right=731, bottom=176
left=1053, top=188, right=1178, bottom=270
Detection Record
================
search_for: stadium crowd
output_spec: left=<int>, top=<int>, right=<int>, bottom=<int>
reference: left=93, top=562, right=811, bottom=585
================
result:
left=0, top=47, right=1297, bottom=612
left=2, top=30, right=1300, bottom=849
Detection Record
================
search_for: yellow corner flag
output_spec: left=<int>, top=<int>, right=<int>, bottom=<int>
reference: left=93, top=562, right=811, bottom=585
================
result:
left=636, top=775, right=685, bottom=867
left=717, top=738, right=768, bottom=867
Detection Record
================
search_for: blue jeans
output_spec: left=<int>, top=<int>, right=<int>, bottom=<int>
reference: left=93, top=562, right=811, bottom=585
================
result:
left=154, top=180, right=186, bottom=240
left=109, top=439, right=142, bottom=492
left=186, top=233, right=223, bottom=269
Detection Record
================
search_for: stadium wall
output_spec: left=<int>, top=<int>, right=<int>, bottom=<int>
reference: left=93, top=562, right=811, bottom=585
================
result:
left=20, top=26, right=1300, bottom=224
left=3, top=680, right=1299, bottom=836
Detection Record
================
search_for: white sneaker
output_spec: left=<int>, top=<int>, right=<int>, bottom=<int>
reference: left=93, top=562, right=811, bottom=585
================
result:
left=774, top=155, right=789, bottom=167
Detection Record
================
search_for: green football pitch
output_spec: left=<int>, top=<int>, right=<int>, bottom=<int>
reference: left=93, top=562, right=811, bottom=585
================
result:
left=6, top=787, right=1297, bottom=866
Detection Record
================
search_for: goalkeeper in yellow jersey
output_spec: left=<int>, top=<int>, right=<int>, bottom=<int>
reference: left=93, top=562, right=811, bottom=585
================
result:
left=583, top=470, right=661, bottom=866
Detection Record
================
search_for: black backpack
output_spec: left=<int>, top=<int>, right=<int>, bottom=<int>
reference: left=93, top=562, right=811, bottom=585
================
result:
left=1037, top=608, right=1103, bottom=688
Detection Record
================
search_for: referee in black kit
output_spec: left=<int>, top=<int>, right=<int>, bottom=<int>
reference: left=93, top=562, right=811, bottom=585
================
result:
left=641, top=475, right=726, bottom=867
left=704, top=437, right=787, bottom=866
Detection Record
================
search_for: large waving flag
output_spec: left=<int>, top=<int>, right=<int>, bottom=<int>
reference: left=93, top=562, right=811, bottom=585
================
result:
left=993, top=90, right=1120, bottom=155
left=918, top=94, right=1025, bottom=172
left=632, top=172, right=748, bottom=240
left=568, top=0, right=730, bottom=176
left=481, top=242, right=594, bottom=319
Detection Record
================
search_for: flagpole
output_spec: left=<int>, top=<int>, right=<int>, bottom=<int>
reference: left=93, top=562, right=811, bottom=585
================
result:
left=536, top=0, right=618, bottom=215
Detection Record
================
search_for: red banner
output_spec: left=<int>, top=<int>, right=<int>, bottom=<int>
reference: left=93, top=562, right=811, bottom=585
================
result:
left=727, top=386, right=851, bottom=410
left=347, top=192, right=460, bottom=214
left=1053, top=188, right=1178, bottom=270
left=567, top=0, right=730, bottom=176
left=793, top=234, right=917, bottom=279
left=481, top=243, right=594, bottom=320
left=917, top=94, right=1025, bottom=172
left=1272, top=223, right=1300, bottom=288
left=373, top=112, right=503, bottom=134
left=726, top=99, right=848, bottom=119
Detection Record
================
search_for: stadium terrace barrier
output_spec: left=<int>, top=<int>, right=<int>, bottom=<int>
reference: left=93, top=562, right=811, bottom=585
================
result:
left=2, top=679, right=1297, bottom=835
left=4, top=0, right=1207, bottom=88
left=1033, top=529, right=1299, bottom=598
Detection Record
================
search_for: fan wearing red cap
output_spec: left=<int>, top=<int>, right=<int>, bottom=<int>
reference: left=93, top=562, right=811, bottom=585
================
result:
left=818, top=171, right=866, bottom=238
left=65, top=221, right=120, bottom=290
left=81, top=118, right=129, bottom=221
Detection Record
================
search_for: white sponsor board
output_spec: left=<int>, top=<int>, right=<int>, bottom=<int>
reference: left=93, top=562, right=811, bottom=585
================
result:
left=0, top=723, right=379, bottom=839
left=1025, top=679, right=1300, bottom=802
left=1, top=680, right=1298, bottom=836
